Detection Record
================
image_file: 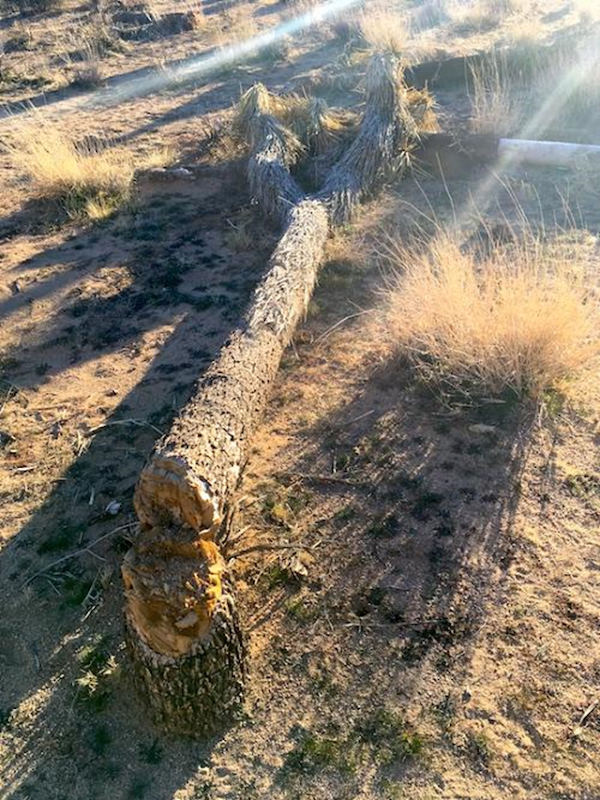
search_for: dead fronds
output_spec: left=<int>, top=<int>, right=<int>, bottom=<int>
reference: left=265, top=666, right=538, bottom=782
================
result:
left=359, top=6, right=410, bottom=57
left=296, top=98, right=359, bottom=155
left=321, top=54, right=437, bottom=224
left=237, top=85, right=304, bottom=222
left=380, top=230, right=598, bottom=403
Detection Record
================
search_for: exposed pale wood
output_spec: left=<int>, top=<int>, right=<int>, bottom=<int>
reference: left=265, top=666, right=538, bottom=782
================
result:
left=124, top=593, right=246, bottom=736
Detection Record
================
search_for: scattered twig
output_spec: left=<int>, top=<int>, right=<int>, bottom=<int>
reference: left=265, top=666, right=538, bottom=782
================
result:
left=228, top=542, right=313, bottom=561
left=45, top=577, right=61, bottom=597
left=0, top=381, right=19, bottom=415
left=571, top=699, right=598, bottom=738
left=315, top=310, right=371, bottom=344
left=340, top=409, right=375, bottom=427
left=81, top=568, right=101, bottom=607
left=22, top=522, right=138, bottom=587
left=223, top=524, right=252, bottom=549
left=84, top=419, right=164, bottom=438
left=343, top=616, right=449, bottom=629
left=277, top=471, right=363, bottom=487
left=86, top=550, right=107, bottom=563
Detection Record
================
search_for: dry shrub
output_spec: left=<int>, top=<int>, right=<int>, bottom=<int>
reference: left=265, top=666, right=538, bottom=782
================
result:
left=3, top=115, right=171, bottom=220
left=381, top=231, right=597, bottom=402
left=450, top=0, right=532, bottom=32
left=469, top=51, right=524, bottom=134
left=359, top=6, right=410, bottom=56
left=222, top=3, right=258, bottom=42
left=69, top=59, right=104, bottom=89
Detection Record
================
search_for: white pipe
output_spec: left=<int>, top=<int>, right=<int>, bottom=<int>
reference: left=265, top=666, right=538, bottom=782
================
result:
left=498, top=137, right=600, bottom=167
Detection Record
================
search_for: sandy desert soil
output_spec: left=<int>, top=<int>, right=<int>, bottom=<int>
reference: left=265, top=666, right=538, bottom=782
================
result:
left=0, top=0, right=599, bottom=798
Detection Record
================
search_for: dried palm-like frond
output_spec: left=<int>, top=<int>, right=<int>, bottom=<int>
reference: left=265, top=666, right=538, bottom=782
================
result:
left=235, top=84, right=273, bottom=134
left=246, top=114, right=303, bottom=223
left=301, top=98, right=360, bottom=155
left=406, top=86, right=439, bottom=134
left=237, top=85, right=305, bottom=223
left=320, top=53, right=436, bottom=224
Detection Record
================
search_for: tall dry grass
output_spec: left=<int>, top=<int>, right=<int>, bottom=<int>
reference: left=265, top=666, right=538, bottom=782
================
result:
left=469, top=51, right=525, bottom=135
left=380, top=231, right=597, bottom=403
left=3, top=115, right=171, bottom=219
left=450, top=0, right=534, bottom=31
left=359, top=6, right=410, bottom=57
left=469, top=37, right=600, bottom=135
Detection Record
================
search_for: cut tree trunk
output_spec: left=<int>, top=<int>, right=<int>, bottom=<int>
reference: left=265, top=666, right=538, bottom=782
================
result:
left=126, top=199, right=329, bottom=733
left=124, top=53, right=428, bottom=736
left=134, top=199, right=329, bottom=539
left=124, top=593, right=246, bottom=736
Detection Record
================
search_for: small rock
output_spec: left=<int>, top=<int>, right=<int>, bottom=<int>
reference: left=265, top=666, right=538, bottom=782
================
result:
left=143, top=167, right=194, bottom=182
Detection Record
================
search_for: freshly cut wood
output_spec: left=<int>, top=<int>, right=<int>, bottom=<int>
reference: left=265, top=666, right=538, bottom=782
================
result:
left=123, top=525, right=246, bottom=734
left=125, top=53, right=434, bottom=736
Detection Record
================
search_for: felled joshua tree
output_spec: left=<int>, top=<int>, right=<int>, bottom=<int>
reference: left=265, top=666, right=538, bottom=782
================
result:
left=121, top=53, right=436, bottom=735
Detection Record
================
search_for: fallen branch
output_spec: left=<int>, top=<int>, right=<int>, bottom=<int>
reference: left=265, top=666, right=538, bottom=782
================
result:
left=123, top=53, right=435, bottom=736
left=85, top=419, right=164, bottom=438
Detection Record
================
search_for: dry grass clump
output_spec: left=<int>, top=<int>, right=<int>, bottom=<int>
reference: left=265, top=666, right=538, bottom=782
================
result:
left=534, top=42, right=600, bottom=126
left=504, top=13, right=544, bottom=50
left=411, top=0, right=450, bottom=31
left=470, top=37, right=600, bottom=136
left=69, top=58, right=104, bottom=89
left=1, top=0, right=64, bottom=14
left=450, top=0, right=532, bottom=32
left=381, top=231, right=597, bottom=402
left=469, top=51, right=525, bottom=135
left=3, top=116, right=170, bottom=220
left=359, top=6, right=410, bottom=56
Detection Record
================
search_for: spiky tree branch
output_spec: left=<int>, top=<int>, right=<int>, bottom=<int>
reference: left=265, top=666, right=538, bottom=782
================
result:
left=124, top=53, right=434, bottom=735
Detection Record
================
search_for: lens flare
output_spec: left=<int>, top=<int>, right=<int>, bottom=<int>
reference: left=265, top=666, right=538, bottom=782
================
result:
left=1, top=0, right=363, bottom=120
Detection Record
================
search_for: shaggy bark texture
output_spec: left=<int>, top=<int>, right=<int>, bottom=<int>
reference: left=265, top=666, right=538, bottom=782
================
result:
left=125, top=52, right=432, bottom=736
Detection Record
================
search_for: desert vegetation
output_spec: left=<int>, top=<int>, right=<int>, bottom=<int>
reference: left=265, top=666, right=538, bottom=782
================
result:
left=0, top=0, right=599, bottom=798
left=3, top=115, right=172, bottom=218
left=381, top=229, right=597, bottom=402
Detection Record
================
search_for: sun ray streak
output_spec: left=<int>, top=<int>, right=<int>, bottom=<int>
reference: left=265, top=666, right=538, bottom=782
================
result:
left=452, top=35, right=600, bottom=234
left=1, top=0, right=363, bottom=121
